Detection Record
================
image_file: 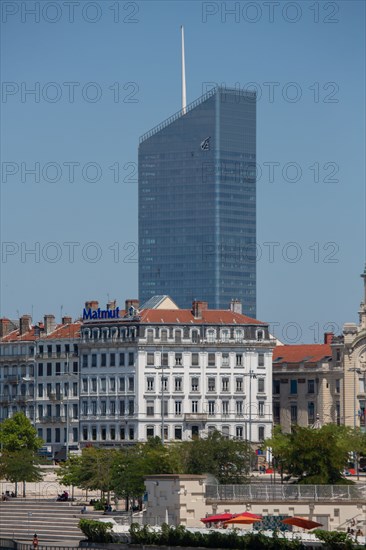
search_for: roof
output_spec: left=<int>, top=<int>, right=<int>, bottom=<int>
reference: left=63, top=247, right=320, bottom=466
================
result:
left=139, top=308, right=266, bottom=326
left=140, top=295, right=179, bottom=310
left=1, top=322, right=81, bottom=342
left=273, top=344, right=332, bottom=364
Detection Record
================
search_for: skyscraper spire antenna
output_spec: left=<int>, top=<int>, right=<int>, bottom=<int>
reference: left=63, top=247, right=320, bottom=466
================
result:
left=181, top=25, right=187, bottom=114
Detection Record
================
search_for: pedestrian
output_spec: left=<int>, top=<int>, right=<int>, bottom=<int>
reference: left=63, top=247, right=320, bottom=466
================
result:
left=356, top=528, right=363, bottom=537
left=32, top=533, right=39, bottom=549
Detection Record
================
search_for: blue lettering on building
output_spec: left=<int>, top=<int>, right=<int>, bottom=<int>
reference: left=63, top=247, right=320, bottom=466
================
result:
left=83, top=307, right=120, bottom=320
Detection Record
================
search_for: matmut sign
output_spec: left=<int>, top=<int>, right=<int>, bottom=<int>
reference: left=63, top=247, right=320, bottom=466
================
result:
left=83, top=307, right=120, bottom=320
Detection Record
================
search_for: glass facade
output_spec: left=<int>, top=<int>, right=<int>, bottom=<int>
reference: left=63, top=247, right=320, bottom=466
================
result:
left=138, top=87, right=256, bottom=316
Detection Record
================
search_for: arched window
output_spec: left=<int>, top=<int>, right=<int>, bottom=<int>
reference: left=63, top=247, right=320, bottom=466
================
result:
left=234, top=329, right=243, bottom=342
left=207, top=329, right=215, bottom=343
left=221, top=329, right=230, bottom=343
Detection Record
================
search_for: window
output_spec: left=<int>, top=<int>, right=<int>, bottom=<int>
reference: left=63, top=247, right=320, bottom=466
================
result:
left=46, top=428, right=51, bottom=443
left=236, top=400, right=243, bottom=416
left=258, top=426, right=265, bottom=441
left=290, top=404, right=298, bottom=423
left=82, top=355, right=88, bottom=368
left=110, top=353, right=115, bottom=367
left=308, top=402, right=315, bottom=424
left=258, top=378, right=265, bottom=393
left=38, top=363, right=43, bottom=376
left=54, top=428, right=60, bottom=443
left=82, top=401, right=88, bottom=416
left=258, top=401, right=265, bottom=417
left=222, top=426, right=229, bottom=439
left=38, top=404, right=43, bottom=419
left=47, top=363, right=52, bottom=376
left=273, top=380, right=280, bottom=395
left=72, top=404, right=78, bottom=419
left=236, top=378, right=243, bottom=392
left=110, top=378, right=116, bottom=392
left=55, top=363, right=61, bottom=376
left=147, top=377, right=154, bottom=391
left=192, top=330, right=199, bottom=344
left=161, top=329, right=168, bottom=343
left=222, top=353, right=229, bottom=367
left=101, top=353, right=106, bottom=367
left=191, top=400, right=198, bottom=413
left=335, top=379, right=340, bottom=394
left=208, top=353, right=215, bottom=367
left=175, top=330, right=182, bottom=343
left=308, top=379, right=315, bottom=394
left=91, top=354, right=97, bottom=367
left=359, top=378, right=365, bottom=393
left=236, top=354, right=243, bottom=366
left=161, top=400, right=168, bottom=416
left=100, top=378, right=106, bottom=392
left=119, top=377, right=125, bottom=391
left=290, top=380, right=297, bottom=394
left=162, top=352, right=169, bottom=366
left=207, top=330, right=215, bottom=343
left=208, top=400, right=215, bottom=416
left=128, top=353, right=134, bottom=366
left=257, top=331, right=264, bottom=341
left=110, top=401, right=116, bottom=415
left=175, top=353, right=182, bottom=366
left=222, top=400, right=229, bottom=415
left=175, top=400, right=182, bottom=415
left=120, top=427, right=125, bottom=440
left=221, top=329, right=229, bottom=342
left=101, top=427, right=106, bottom=440
left=119, top=400, right=125, bottom=415
left=128, top=377, right=134, bottom=391
left=128, top=400, right=134, bottom=415
left=146, top=426, right=154, bottom=438
left=73, top=361, right=78, bottom=374
left=91, top=401, right=97, bottom=415
left=273, top=402, right=280, bottom=423
left=191, top=353, right=199, bottom=366
left=38, top=384, right=43, bottom=398
left=119, top=353, right=125, bottom=366
left=82, top=427, right=88, bottom=441
left=222, top=378, right=229, bottom=392
left=191, top=377, right=199, bottom=392
left=208, top=378, right=216, bottom=392
left=82, top=378, right=88, bottom=392
left=147, top=330, right=154, bottom=343
left=174, top=377, right=182, bottom=391
left=236, top=426, right=243, bottom=439
left=174, top=426, right=182, bottom=440
left=258, top=353, right=265, bottom=367
left=234, top=329, right=243, bottom=342
left=91, top=378, right=97, bottom=392
left=146, top=400, right=154, bottom=416
left=110, top=426, right=116, bottom=440
left=147, top=353, right=154, bottom=366
left=161, top=376, right=168, bottom=391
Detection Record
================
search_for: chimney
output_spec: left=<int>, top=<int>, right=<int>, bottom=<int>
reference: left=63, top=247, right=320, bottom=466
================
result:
left=230, top=299, right=242, bottom=314
left=192, top=300, right=208, bottom=319
left=62, top=316, right=72, bottom=325
left=125, top=299, right=140, bottom=312
left=85, top=300, right=99, bottom=311
left=324, top=332, right=334, bottom=344
left=19, top=315, right=32, bottom=335
left=44, top=314, right=56, bottom=335
left=0, top=318, right=12, bottom=338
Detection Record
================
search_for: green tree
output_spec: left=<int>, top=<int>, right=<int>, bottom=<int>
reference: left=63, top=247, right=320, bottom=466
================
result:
left=265, top=424, right=355, bottom=484
left=56, top=454, right=83, bottom=499
left=0, top=412, right=43, bottom=451
left=0, top=413, right=43, bottom=496
left=183, top=430, right=252, bottom=483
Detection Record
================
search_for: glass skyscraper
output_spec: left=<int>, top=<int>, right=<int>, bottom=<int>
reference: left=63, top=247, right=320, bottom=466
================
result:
left=138, top=87, right=257, bottom=316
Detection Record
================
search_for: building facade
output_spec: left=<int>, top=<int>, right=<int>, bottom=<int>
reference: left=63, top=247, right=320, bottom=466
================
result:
left=272, top=334, right=343, bottom=432
left=139, top=87, right=257, bottom=316
left=0, top=315, right=80, bottom=454
left=0, top=297, right=274, bottom=453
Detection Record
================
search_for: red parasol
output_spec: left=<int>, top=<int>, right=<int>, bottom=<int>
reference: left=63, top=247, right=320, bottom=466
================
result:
left=201, top=513, right=235, bottom=524
left=282, top=517, right=323, bottom=530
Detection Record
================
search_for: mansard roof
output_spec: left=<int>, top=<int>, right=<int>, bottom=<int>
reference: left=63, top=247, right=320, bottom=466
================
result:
left=273, top=344, right=332, bottom=364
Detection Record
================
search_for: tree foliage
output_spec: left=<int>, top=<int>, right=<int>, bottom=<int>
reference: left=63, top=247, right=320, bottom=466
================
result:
left=0, top=412, right=43, bottom=451
left=0, top=449, right=43, bottom=484
left=265, top=425, right=357, bottom=484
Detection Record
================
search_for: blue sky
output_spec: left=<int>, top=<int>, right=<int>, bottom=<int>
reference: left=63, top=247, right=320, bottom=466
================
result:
left=1, top=0, right=365, bottom=343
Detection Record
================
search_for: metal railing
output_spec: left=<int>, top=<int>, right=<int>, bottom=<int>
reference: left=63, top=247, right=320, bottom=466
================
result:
left=205, top=484, right=365, bottom=502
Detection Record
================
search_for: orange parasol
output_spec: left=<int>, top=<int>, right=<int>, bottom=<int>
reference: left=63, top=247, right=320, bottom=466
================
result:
left=282, top=517, right=323, bottom=530
left=201, top=513, right=235, bottom=524
left=224, top=514, right=261, bottom=526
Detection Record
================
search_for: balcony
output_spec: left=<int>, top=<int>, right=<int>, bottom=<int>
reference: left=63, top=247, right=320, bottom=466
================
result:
left=48, top=392, right=63, bottom=401
left=40, top=416, right=66, bottom=424
left=7, top=376, right=20, bottom=384
left=184, top=413, right=208, bottom=423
